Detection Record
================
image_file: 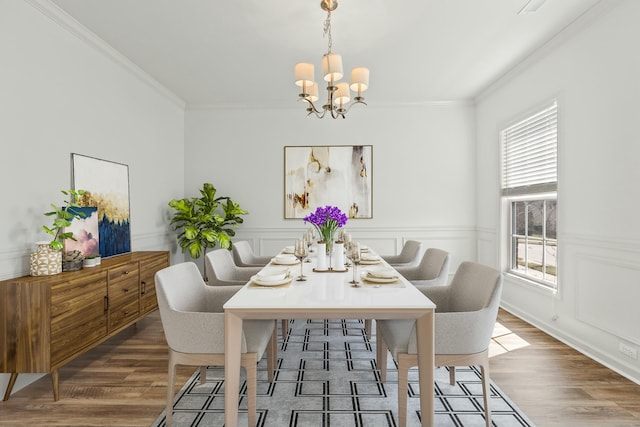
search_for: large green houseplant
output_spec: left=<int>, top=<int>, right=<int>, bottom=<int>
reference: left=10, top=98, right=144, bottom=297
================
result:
left=168, top=183, right=248, bottom=277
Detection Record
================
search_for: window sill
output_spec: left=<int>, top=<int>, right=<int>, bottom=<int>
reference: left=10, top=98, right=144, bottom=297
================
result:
left=504, top=271, right=557, bottom=294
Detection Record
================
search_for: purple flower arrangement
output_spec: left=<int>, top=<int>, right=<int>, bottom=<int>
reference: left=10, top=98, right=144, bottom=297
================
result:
left=303, top=205, right=348, bottom=244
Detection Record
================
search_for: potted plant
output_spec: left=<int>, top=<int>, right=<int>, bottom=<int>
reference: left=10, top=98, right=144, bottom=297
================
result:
left=168, top=183, right=248, bottom=279
left=30, top=189, right=87, bottom=276
left=83, top=253, right=102, bottom=268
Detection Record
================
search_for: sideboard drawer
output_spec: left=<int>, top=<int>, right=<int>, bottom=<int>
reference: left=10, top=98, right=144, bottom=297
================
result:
left=109, top=299, right=139, bottom=331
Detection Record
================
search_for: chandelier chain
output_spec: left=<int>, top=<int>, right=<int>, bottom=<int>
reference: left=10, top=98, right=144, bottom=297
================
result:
left=323, top=10, right=333, bottom=53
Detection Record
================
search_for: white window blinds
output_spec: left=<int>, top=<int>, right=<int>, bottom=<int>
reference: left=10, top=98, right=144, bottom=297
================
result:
left=502, top=101, right=558, bottom=196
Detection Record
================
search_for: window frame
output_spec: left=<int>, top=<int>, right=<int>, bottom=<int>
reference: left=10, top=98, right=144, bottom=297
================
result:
left=506, top=193, right=558, bottom=289
left=500, top=99, right=559, bottom=290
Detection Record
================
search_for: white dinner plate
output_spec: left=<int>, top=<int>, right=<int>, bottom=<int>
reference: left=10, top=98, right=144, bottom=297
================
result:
left=367, top=267, right=397, bottom=278
left=257, top=267, right=290, bottom=281
left=361, top=272, right=399, bottom=283
left=271, top=257, right=300, bottom=265
left=360, top=259, right=381, bottom=265
left=251, top=275, right=293, bottom=286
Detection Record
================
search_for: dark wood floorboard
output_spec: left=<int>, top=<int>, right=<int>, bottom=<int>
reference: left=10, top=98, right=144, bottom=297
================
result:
left=1, top=309, right=639, bottom=426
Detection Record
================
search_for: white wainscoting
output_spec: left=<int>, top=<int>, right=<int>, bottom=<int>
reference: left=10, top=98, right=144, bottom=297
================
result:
left=575, top=253, right=640, bottom=346
left=233, top=226, right=477, bottom=283
left=498, top=233, right=640, bottom=385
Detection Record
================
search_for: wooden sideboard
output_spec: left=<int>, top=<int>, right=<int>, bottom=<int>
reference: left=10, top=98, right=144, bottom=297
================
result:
left=0, top=251, right=169, bottom=401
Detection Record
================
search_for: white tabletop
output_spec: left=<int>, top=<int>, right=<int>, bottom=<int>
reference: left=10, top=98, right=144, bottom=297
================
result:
left=224, top=250, right=435, bottom=313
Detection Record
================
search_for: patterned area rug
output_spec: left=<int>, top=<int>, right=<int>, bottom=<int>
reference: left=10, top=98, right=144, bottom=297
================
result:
left=151, top=319, right=535, bottom=427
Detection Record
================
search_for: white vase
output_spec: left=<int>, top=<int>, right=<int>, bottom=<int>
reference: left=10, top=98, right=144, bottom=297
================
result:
left=30, top=241, right=62, bottom=276
left=333, top=242, right=345, bottom=270
left=316, top=243, right=327, bottom=270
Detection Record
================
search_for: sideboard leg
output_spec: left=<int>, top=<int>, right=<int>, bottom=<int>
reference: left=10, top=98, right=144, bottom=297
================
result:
left=51, top=369, right=60, bottom=401
left=2, top=372, right=18, bottom=401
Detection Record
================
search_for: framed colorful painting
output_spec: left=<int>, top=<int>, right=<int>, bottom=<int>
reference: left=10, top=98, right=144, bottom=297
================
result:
left=284, top=145, right=373, bottom=219
left=71, top=153, right=131, bottom=257
left=63, top=206, right=100, bottom=257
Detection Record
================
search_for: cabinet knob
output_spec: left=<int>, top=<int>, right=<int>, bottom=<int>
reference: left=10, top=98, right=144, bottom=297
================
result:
left=123, top=288, right=129, bottom=293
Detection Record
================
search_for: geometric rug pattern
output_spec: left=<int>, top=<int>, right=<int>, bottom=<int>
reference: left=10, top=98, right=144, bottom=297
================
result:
left=151, top=318, right=535, bottom=427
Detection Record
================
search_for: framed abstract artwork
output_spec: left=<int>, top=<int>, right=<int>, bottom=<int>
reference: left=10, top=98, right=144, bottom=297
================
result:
left=71, top=153, right=131, bottom=257
left=284, top=145, right=373, bottom=219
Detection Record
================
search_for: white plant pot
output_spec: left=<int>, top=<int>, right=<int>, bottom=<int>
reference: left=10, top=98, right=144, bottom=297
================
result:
left=83, top=257, right=101, bottom=268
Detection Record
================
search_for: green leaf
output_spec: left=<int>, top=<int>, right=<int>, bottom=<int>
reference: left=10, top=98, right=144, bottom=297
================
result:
left=188, top=241, right=202, bottom=259
left=218, top=233, right=231, bottom=249
left=184, top=227, right=198, bottom=240
left=201, top=229, right=218, bottom=243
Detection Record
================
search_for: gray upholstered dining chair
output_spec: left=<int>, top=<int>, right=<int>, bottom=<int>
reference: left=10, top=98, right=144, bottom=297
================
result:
left=207, top=248, right=291, bottom=339
left=394, top=247, right=450, bottom=287
left=381, top=240, right=423, bottom=267
left=155, top=262, right=277, bottom=427
left=232, top=240, right=273, bottom=267
left=364, top=248, right=450, bottom=339
left=205, top=248, right=262, bottom=286
left=376, top=261, right=503, bottom=427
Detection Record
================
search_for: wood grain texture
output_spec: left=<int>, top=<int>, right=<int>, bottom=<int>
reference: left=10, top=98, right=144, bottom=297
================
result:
left=0, top=309, right=639, bottom=426
left=0, top=251, right=169, bottom=401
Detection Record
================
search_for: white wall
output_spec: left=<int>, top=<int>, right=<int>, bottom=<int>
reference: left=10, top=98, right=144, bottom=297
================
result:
left=0, top=0, right=185, bottom=395
left=476, top=0, right=640, bottom=383
left=184, top=104, right=478, bottom=270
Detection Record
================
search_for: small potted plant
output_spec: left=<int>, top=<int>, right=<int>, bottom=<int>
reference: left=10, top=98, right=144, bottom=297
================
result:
left=30, top=189, right=87, bottom=276
left=83, top=253, right=102, bottom=268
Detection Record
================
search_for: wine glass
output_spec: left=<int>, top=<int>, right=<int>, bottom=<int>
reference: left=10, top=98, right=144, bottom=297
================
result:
left=294, top=239, right=308, bottom=281
left=342, top=233, right=352, bottom=266
left=347, top=242, right=361, bottom=286
left=303, top=233, right=313, bottom=262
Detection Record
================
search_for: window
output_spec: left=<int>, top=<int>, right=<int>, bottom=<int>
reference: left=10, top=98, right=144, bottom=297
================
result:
left=502, top=101, right=558, bottom=288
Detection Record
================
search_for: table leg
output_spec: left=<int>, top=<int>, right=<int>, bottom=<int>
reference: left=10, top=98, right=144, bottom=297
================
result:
left=225, top=310, right=243, bottom=427
left=416, top=310, right=434, bottom=427
left=3, top=372, right=18, bottom=401
left=51, top=369, right=59, bottom=401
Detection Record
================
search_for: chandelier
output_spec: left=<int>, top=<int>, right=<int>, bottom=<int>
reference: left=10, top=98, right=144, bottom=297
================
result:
left=294, top=0, right=369, bottom=119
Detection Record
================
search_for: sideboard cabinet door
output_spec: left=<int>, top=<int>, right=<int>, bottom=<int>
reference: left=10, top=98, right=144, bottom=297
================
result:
left=50, top=270, right=108, bottom=368
left=139, top=252, right=169, bottom=315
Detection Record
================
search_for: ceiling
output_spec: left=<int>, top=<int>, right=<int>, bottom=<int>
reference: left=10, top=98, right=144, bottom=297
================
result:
left=50, top=0, right=604, bottom=108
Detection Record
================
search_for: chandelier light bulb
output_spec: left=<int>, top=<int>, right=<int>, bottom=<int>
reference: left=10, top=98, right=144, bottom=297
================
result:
left=295, top=63, right=315, bottom=87
left=334, top=82, right=350, bottom=106
left=322, top=53, right=343, bottom=82
left=349, top=67, right=369, bottom=93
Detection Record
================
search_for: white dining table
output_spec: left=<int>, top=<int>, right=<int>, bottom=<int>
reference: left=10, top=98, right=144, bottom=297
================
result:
left=223, top=247, right=436, bottom=427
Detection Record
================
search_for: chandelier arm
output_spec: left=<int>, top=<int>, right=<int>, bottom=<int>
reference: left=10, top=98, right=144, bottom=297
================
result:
left=299, top=97, right=326, bottom=118
left=343, top=99, right=367, bottom=114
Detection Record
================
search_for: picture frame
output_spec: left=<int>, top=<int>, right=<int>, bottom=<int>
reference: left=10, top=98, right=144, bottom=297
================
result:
left=284, top=145, right=373, bottom=219
left=63, top=206, right=99, bottom=257
left=71, top=153, right=131, bottom=257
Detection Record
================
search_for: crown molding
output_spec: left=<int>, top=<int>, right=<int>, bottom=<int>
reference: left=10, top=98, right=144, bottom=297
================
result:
left=25, top=0, right=186, bottom=109
left=475, top=0, right=623, bottom=103
left=186, top=99, right=475, bottom=112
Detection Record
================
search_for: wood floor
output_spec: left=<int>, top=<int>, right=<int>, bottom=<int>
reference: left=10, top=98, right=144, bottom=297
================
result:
left=1, top=309, right=639, bottom=427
